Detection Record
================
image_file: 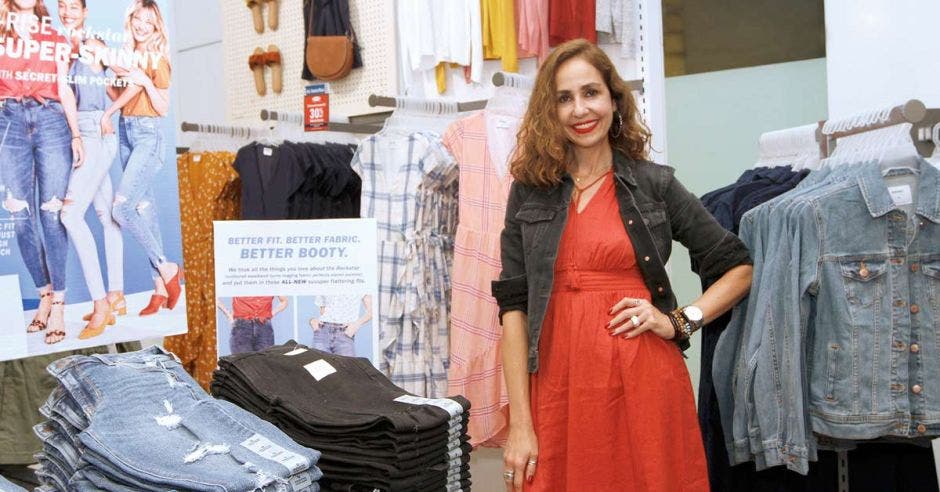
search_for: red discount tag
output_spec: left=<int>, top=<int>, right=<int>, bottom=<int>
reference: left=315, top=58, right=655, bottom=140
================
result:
left=304, top=83, right=330, bottom=131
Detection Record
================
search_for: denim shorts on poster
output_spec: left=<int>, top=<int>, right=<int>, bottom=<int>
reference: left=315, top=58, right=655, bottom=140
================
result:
left=213, top=220, right=380, bottom=365
left=0, top=1, right=186, bottom=361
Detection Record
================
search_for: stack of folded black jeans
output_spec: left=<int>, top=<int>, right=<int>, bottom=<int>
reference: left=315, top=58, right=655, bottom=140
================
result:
left=33, top=346, right=323, bottom=491
left=211, top=342, right=472, bottom=491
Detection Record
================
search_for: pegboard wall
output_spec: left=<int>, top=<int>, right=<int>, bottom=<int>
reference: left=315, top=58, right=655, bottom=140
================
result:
left=220, top=0, right=397, bottom=123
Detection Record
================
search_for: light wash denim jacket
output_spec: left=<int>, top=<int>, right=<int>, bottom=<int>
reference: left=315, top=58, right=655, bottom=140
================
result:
left=715, top=158, right=940, bottom=474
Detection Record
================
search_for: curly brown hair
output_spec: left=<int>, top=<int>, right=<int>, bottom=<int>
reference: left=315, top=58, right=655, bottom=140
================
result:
left=0, top=0, right=51, bottom=39
left=510, top=39, right=651, bottom=188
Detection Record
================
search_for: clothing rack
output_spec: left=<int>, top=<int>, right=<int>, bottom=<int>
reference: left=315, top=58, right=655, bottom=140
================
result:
left=822, top=99, right=940, bottom=157
left=259, top=109, right=381, bottom=134
left=368, top=94, right=487, bottom=112
left=491, top=71, right=644, bottom=94
left=180, top=121, right=266, bottom=139
left=491, top=72, right=534, bottom=90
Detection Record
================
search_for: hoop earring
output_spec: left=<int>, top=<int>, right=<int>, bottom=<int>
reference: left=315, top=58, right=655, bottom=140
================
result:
left=610, top=111, right=624, bottom=138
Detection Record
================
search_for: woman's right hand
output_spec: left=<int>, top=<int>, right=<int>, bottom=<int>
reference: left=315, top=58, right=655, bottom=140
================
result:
left=100, top=112, right=114, bottom=135
left=503, top=424, right=539, bottom=491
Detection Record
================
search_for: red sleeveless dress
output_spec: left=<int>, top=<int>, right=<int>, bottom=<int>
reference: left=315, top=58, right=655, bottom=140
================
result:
left=527, top=172, right=709, bottom=491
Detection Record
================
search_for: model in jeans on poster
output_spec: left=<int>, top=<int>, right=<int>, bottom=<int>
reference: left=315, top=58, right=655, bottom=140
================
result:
left=0, top=0, right=84, bottom=343
left=57, top=0, right=129, bottom=339
left=216, top=296, right=289, bottom=354
left=310, top=294, right=372, bottom=357
left=105, top=0, right=180, bottom=316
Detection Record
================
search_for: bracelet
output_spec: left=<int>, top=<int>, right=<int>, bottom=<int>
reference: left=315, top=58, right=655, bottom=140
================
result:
left=670, top=309, right=693, bottom=340
left=668, top=311, right=683, bottom=340
left=71, top=135, right=81, bottom=140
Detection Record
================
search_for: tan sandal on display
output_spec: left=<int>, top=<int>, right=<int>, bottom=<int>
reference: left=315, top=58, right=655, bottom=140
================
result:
left=266, top=45, right=283, bottom=94
left=82, top=293, right=127, bottom=321
left=249, top=47, right=267, bottom=96
left=264, top=0, right=280, bottom=30
left=247, top=0, right=264, bottom=34
left=78, top=311, right=116, bottom=340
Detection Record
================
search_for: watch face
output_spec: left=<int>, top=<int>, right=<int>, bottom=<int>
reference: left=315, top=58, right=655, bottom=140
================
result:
left=684, top=306, right=704, bottom=322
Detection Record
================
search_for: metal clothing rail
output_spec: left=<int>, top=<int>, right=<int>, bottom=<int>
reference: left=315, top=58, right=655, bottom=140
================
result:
left=367, top=94, right=487, bottom=112
left=259, top=109, right=381, bottom=134
left=492, top=71, right=644, bottom=93
left=491, top=72, right=534, bottom=90
left=179, top=121, right=264, bottom=139
left=822, top=99, right=940, bottom=158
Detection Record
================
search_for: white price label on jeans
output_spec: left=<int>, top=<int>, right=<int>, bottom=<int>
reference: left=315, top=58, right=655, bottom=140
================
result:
left=288, top=472, right=313, bottom=491
left=304, top=359, right=336, bottom=381
left=240, top=434, right=308, bottom=474
left=394, top=394, right=463, bottom=417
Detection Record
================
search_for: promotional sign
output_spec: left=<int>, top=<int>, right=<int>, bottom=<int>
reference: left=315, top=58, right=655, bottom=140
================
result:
left=0, top=0, right=186, bottom=361
left=213, top=219, right=379, bottom=364
left=304, top=83, right=329, bottom=131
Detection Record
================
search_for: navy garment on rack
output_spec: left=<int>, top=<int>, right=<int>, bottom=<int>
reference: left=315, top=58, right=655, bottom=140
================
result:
left=234, top=141, right=360, bottom=221
left=696, top=165, right=939, bottom=492
left=288, top=142, right=359, bottom=219
left=302, top=0, right=363, bottom=81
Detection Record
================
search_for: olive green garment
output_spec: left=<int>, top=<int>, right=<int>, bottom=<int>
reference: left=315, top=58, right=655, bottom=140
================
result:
left=0, top=342, right=142, bottom=464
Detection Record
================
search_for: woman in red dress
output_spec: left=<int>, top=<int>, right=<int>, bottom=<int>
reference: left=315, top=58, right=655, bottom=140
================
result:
left=492, top=39, right=754, bottom=491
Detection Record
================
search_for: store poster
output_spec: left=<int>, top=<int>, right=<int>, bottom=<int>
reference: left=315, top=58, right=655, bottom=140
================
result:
left=213, top=219, right=380, bottom=365
left=0, top=0, right=185, bottom=361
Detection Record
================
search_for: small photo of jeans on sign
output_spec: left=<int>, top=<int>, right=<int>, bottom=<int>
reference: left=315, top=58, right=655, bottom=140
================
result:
left=298, top=294, right=373, bottom=358
left=215, top=296, right=293, bottom=356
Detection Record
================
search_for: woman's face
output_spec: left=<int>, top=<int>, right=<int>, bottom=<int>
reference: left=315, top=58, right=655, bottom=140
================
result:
left=13, top=0, right=38, bottom=12
left=57, top=0, right=85, bottom=30
left=554, top=56, right=615, bottom=151
left=130, top=6, right=157, bottom=46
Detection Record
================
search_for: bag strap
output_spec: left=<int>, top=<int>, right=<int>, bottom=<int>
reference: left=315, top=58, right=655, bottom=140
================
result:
left=343, top=2, right=358, bottom=44
left=306, top=0, right=316, bottom=38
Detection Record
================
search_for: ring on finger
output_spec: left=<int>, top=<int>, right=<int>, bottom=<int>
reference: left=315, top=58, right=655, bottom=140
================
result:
left=528, top=459, right=537, bottom=465
left=504, top=470, right=515, bottom=481
left=630, top=315, right=641, bottom=327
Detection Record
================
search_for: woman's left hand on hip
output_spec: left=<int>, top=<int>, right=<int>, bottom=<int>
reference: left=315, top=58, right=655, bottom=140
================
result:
left=607, top=297, right=674, bottom=340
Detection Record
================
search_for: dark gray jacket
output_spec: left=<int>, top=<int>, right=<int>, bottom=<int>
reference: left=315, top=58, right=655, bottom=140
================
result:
left=491, top=151, right=752, bottom=372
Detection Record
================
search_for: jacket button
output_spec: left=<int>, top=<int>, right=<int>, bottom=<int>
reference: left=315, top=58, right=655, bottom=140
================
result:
left=917, top=424, right=927, bottom=434
left=657, top=286, right=664, bottom=293
left=911, top=263, right=920, bottom=272
left=643, top=256, right=650, bottom=262
left=912, top=384, right=923, bottom=394
left=859, top=268, right=870, bottom=278
left=911, top=343, right=920, bottom=353
left=910, top=304, right=920, bottom=314
left=628, top=219, right=634, bottom=225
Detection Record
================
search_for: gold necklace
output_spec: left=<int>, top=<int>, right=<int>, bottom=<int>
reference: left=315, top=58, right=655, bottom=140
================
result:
left=572, top=164, right=612, bottom=184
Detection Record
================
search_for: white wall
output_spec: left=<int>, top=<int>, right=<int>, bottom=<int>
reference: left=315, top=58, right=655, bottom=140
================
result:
left=825, top=0, right=940, bottom=118
left=172, top=0, right=225, bottom=148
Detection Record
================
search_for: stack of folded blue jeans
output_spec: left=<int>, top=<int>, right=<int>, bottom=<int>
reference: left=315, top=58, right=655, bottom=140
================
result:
left=211, top=342, right=472, bottom=491
left=33, top=346, right=323, bottom=491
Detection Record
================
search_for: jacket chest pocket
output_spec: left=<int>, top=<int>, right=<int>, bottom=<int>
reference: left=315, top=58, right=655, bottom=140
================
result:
left=840, top=259, right=887, bottom=325
left=922, top=261, right=940, bottom=317
left=515, top=207, right=557, bottom=254
left=637, top=204, right=669, bottom=259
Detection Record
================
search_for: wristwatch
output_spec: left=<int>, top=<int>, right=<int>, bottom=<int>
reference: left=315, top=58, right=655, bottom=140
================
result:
left=681, top=305, right=704, bottom=333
